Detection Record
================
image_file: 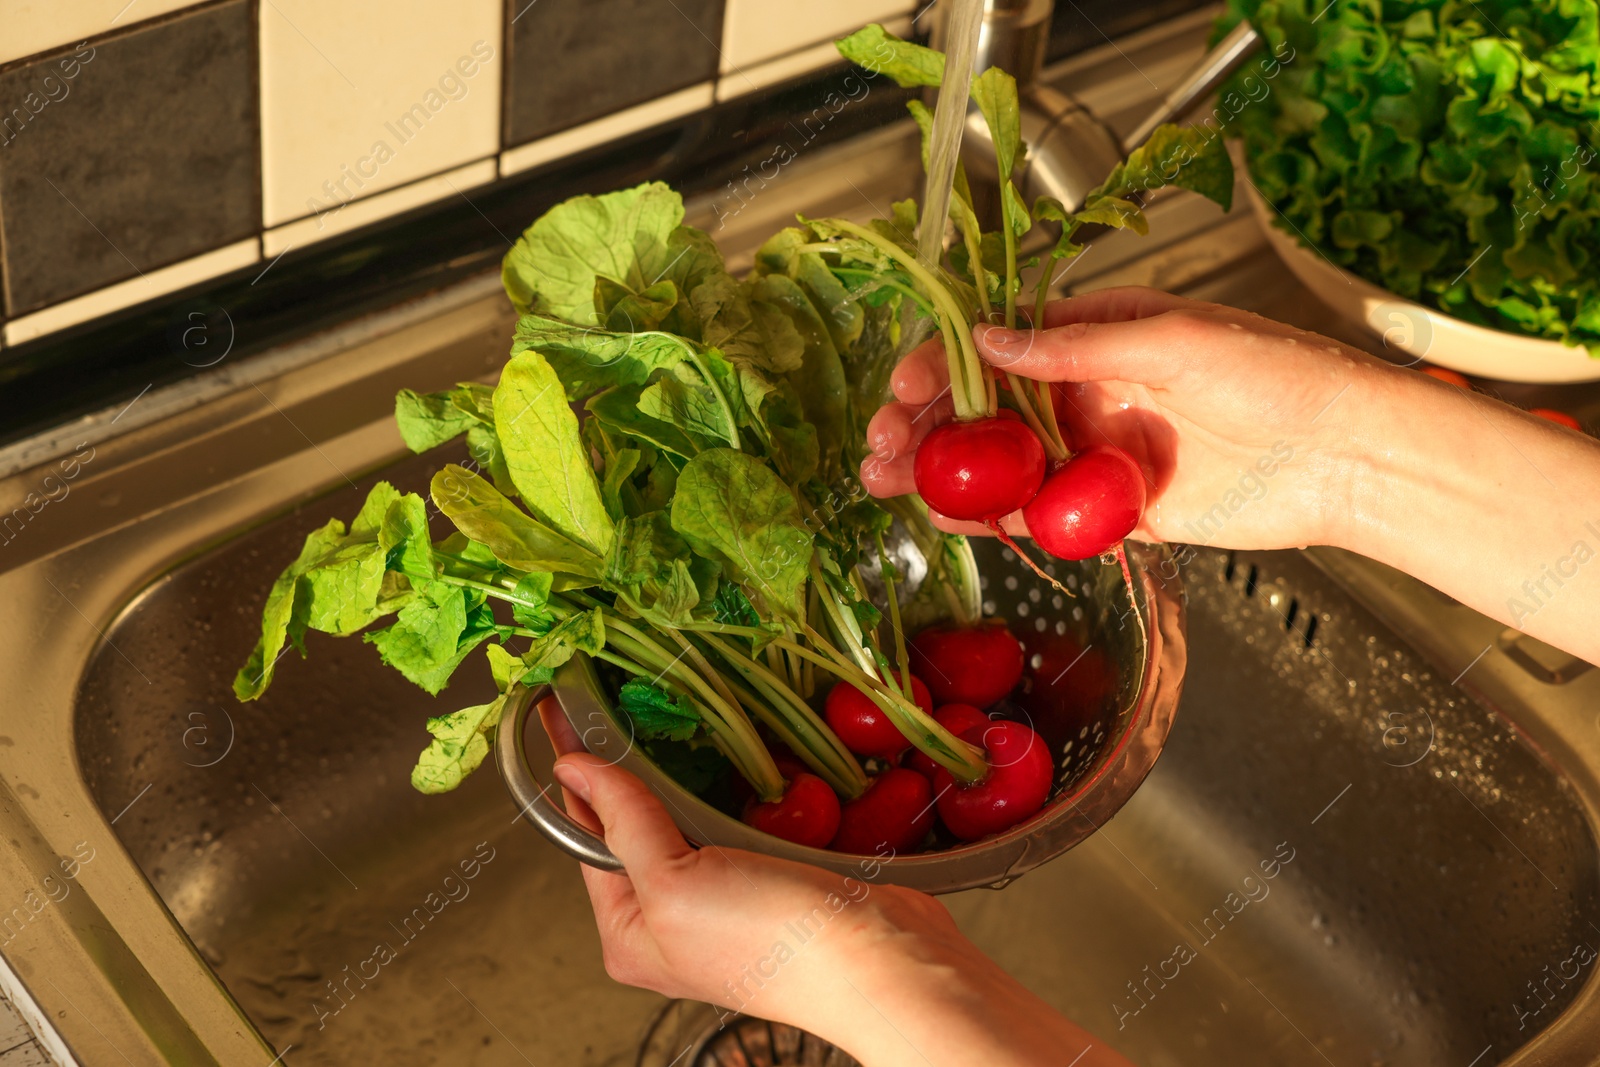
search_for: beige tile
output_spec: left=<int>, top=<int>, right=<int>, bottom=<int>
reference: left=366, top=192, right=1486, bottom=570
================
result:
left=715, top=16, right=913, bottom=103
left=3, top=238, right=259, bottom=346
left=720, top=0, right=916, bottom=74
left=258, top=0, right=501, bottom=227
left=500, top=83, right=714, bottom=178
left=263, top=158, right=496, bottom=255
left=0, top=0, right=200, bottom=64
left=717, top=40, right=843, bottom=102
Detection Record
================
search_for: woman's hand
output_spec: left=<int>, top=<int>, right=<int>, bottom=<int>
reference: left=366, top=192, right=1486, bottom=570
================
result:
left=538, top=698, right=956, bottom=1021
left=863, top=284, right=1600, bottom=665
left=863, top=286, right=1400, bottom=551
left=538, top=698, right=1133, bottom=1066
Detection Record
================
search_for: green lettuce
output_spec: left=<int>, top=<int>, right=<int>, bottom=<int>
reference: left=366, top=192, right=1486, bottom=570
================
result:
left=1219, top=0, right=1600, bottom=349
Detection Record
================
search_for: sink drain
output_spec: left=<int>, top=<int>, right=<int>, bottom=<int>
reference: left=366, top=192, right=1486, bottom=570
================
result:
left=638, top=1000, right=859, bottom=1067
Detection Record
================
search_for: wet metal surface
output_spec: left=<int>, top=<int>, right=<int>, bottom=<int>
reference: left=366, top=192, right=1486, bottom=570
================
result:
left=75, top=475, right=1599, bottom=1064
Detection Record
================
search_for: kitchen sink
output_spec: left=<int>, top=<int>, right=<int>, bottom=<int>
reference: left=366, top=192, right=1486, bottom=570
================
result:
left=71, top=459, right=1600, bottom=1065
left=4, top=9, right=1599, bottom=1065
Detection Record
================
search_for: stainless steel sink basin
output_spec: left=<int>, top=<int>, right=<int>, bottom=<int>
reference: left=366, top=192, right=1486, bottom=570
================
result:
left=4, top=10, right=1599, bottom=1065
left=71, top=467, right=1600, bottom=1065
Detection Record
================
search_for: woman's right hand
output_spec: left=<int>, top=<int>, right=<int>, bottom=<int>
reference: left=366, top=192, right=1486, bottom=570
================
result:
left=862, top=286, right=1417, bottom=552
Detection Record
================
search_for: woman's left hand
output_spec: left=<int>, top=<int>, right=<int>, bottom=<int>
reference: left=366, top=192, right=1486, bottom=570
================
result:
left=536, top=697, right=1133, bottom=1066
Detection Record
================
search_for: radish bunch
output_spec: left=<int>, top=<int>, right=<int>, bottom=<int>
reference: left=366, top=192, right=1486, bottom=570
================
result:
left=830, top=25, right=1236, bottom=572
left=741, top=618, right=1052, bottom=853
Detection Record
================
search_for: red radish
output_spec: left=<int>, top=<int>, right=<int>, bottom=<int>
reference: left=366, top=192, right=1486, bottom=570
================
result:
left=1022, top=445, right=1145, bottom=560
left=1017, top=629, right=1114, bottom=739
left=913, top=417, right=1046, bottom=522
left=933, top=721, right=1054, bottom=841
left=1531, top=407, right=1582, bottom=431
left=907, top=704, right=991, bottom=780
left=910, top=621, right=1024, bottom=708
left=825, top=676, right=934, bottom=758
left=742, top=773, right=840, bottom=849
left=1421, top=366, right=1471, bottom=388
left=830, top=768, right=935, bottom=854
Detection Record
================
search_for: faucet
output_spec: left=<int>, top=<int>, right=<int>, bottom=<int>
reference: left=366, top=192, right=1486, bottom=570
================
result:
left=930, top=0, right=1262, bottom=213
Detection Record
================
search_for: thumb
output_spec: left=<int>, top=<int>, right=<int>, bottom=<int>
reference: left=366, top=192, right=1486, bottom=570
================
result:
left=554, top=753, right=694, bottom=873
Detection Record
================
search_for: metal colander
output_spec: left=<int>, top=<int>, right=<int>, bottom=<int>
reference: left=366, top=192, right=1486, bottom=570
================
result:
left=497, top=538, right=1185, bottom=894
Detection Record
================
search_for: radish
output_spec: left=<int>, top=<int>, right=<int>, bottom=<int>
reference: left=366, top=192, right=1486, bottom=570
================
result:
left=825, top=676, right=934, bottom=759
left=1022, top=445, right=1146, bottom=560
left=932, top=720, right=1054, bottom=841
left=909, top=621, right=1024, bottom=708
left=1017, top=629, right=1114, bottom=739
left=1421, top=366, right=1471, bottom=389
left=912, top=417, right=1047, bottom=522
left=1531, top=407, right=1583, bottom=432
left=742, top=772, right=841, bottom=849
left=830, top=767, right=935, bottom=854
left=907, top=704, right=991, bottom=781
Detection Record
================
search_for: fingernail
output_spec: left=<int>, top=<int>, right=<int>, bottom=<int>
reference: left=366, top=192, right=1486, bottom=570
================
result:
left=554, top=761, right=593, bottom=804
left=975, top=324, right=1027, bottom=349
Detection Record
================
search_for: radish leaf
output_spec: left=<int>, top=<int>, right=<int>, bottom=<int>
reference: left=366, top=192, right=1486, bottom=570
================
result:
left=670, top=449, right=813, bottom=624
left=493, top=350, right=615, bottom=556
left=617, top=678, right=700, bottom=741
left=501, top=181, right=683, bottom=322
left=835, top=24, right=944, bottom=87
left=430, top=464, right=603, bottom=579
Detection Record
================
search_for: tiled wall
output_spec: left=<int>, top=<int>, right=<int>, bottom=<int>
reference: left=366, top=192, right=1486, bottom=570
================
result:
left=0, top=0, right=916, bottom=348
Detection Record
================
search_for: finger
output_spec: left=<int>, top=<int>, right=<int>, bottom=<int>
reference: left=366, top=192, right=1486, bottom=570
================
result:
left=538, top=694, right=586, bottom=757
left=866, top=400, right=917, bottom=457
left=891, top=337, right=952, bottom=405
left=865, top=395, right=954, bottom=458
left=1039, top=286, right=1201, bottom=328
left=974, top=313, right=1191, bottom=388
left=536, top=695, right=605, bottom=834
left=860, top=450, right=916, bottom=498
left=553, top=753, right=695, bottom=875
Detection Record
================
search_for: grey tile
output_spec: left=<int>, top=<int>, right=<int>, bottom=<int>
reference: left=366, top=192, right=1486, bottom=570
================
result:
left=504, top=0, right=722, bottom=147
left=0, top=0, right=258, bottom=316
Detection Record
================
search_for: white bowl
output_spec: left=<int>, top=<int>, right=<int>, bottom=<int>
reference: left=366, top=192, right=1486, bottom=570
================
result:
left=1242, top=180, right=1600, bottom=384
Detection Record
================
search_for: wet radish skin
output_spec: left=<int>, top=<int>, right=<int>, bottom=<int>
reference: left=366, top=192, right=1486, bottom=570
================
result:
left=743, top=773, right=841, bottom=848
left=910, top=622, right=1024, bottom=708
left=826, top=676, right=934, bottom=759
left=913, top=417, right=1047, bottom=522
left=932, top=720, right=1054, bottom=841
left=830, top=767, right=935, bottom=854
left=1022, top=445, right=1146, bottom=560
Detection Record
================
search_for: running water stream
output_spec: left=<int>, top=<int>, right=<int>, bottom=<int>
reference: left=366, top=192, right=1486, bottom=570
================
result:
left=915, top=0, right=985, bottom=268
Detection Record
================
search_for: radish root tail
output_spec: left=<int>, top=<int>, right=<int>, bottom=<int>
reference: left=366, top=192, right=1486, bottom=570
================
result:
left=986, top=521, right=1076, bottom=599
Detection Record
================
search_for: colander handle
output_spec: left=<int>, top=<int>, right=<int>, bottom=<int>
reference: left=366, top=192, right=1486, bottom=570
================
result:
left=496, top=682, right=626, bottom=872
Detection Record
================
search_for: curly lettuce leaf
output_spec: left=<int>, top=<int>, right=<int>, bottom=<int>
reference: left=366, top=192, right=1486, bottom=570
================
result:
left=1219, top=0, right=1600, bottom=349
